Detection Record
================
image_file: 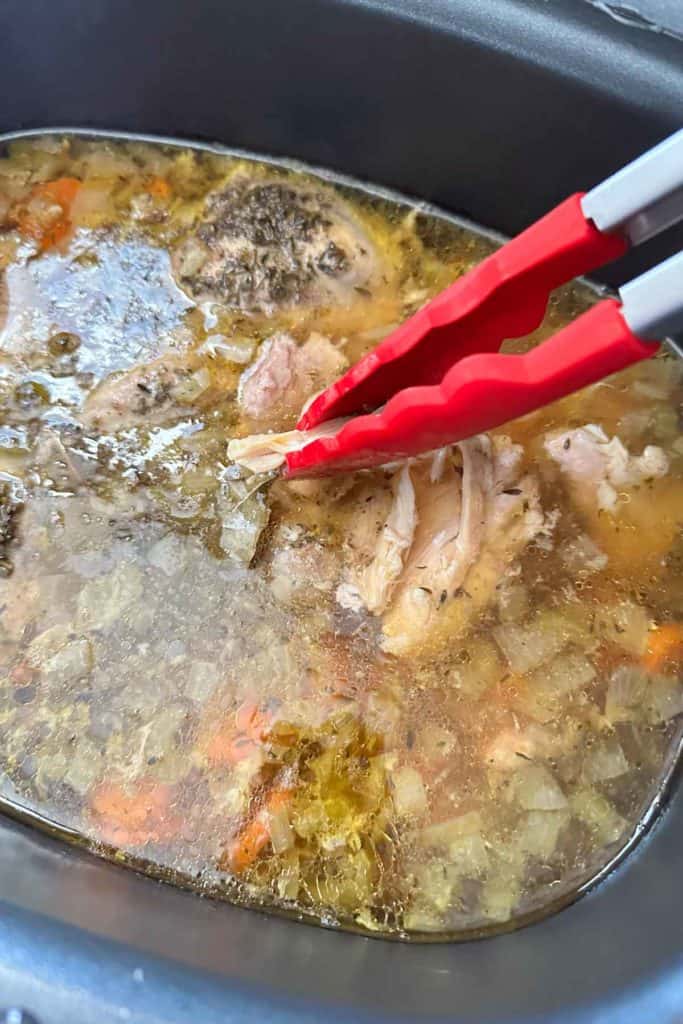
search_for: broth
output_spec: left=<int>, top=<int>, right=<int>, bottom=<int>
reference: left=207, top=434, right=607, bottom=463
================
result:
left=0, top=133, right=681, bottom=939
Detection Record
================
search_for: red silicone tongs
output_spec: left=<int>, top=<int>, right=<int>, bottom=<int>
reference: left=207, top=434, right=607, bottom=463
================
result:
left=286, top=129, right=683, bottom=478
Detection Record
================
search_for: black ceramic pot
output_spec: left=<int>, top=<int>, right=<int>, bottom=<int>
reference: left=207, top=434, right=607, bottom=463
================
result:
left=0, top=2, right=681, bottom=1021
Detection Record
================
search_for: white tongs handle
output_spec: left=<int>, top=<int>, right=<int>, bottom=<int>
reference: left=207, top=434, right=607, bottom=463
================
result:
left=620, top=249, right=683, bottom=341
left=582, top=127, right=683, bottom=245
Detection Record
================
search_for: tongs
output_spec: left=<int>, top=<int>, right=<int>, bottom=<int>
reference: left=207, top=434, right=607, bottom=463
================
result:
left=286, top=128, right=683, bottom=477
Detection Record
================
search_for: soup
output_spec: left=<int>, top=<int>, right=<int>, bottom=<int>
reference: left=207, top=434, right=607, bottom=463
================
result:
left=0, top=133, right=681, bottom=939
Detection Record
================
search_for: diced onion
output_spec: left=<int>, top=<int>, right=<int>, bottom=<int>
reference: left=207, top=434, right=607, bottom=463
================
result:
left=536, top=650, right=596, bottom=699
left=275, top=859, right=300, bottom=900
left=646, top=674, right=683, bottom=723
left=69, top=181, right=113, bottom=225
left=480, top=873, right=520, bottom=924
left=605, top=666, right=647, bottom=723
left=518, top=810, right=570, bottom=861
left=509, top=763, right=568, bottom=811
left=411, top=861, right=458, bottom=914
left=451, top=637, right=504, bottom=698
left=391, top=766, right=428, bottom=818
left=497, top=581, right=530, bottom=623
left=493, top=608, right=587, bottom=674
left=448, top=834, right=489, bottom=877
left=560, top=533, right=608, bottom=575
left=582, top=738, right=630, bottom=783
left=518, top=651, right=597, bottom=721
left=569, top=786, right=627, bottom=845
left=420, top=811, right=482, bottom=849
left=173, top=367, right=211, bottom=403
left=596, top=602, right=652, bottom=656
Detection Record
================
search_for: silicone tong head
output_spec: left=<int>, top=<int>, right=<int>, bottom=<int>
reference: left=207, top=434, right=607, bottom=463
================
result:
left=286, top=301, right=657, bottom=477
left=287, top=195, right=627, bottom=477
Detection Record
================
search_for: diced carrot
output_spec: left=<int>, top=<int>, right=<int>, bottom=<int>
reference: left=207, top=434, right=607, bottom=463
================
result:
left=12, top=176, right=81, bottom=252
left=227, top=815, right=270, bottom=874
left=40, top=177, right=81, bottom=207
left=643, top=623, right=683, bottom=673
left=204, top=700, right=273, bottom=766
left=147, top=176, right=172, bottom=200
left=206, top=729, right=259, bottom=766
left=90, top=779, right=178, bottom=848
left=225, top=788, right=291, bottom=874
left=9, top=661, right=35, bottom=686
left=235, top=700, right=272, bottom=742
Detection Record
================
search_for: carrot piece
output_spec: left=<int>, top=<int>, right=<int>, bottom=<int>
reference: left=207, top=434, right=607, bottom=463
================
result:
left=9, top=661, right=35, bottom=686
left=235, top=700, right=272, bottom=742
left=90, top=780, right=178, bottom=848
left=147, top=176, right=172, bottom=199
left=226, top=788, right=291, bottom=874
left=13, top=176, right=81, bottom=251
left=40, top=177, right=81, bottom=207
left=205, top=700, right=273, bottom=766
left=206, top=729, right=258, bottom=766
left=228, top=815, right=271, bottom=874
left=643, top=623, right=683, bottom=672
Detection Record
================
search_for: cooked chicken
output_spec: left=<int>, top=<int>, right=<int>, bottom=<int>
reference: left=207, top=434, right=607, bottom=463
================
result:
left=227, top=419, right=349, bottom=475
left=82, top=354, right=214, bottom=433
left=173, top=178, right=380, bottom=314
left=342, top=464, right=417, bottom=614
left=544, top=423, right=679, bottom=572
left=401, top=439, right=488, bottom=597
left=381, top=437, right=545, bottom=656
left=238, top=332, right=346, bottom=430
left=545, top=424, right=669, bottom=513
left=229, top=428, right=545, bottom=655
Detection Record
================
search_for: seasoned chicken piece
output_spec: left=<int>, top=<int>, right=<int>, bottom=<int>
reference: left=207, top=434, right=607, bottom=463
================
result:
left=82, top=354, right=214, bottom=433
left=173, top=178, right=381, bottom=314
left=238, top=332, right=346, bottom=430
left=382, top=437, right=545, bottom=656
left=545, top=424, right=669, bottom=513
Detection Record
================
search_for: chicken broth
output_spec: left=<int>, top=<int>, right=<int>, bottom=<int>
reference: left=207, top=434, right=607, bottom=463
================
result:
left=0, top=132, right=681, bottom=939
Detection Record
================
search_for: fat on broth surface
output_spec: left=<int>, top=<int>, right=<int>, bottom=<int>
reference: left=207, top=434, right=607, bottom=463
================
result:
left=0, top=134, right=681, bottom=939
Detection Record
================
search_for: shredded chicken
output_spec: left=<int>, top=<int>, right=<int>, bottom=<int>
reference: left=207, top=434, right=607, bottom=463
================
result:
left=545, top=424, right=669, bottom=513
left=238, top=332, right=346, bottom=430
left=227, top=419, right=350, bottom=474
left=320, top=435, right=547, bottom=657
left=381, top=436, right=545, bottom=655
left=342, top=464, right=417, bottom=614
